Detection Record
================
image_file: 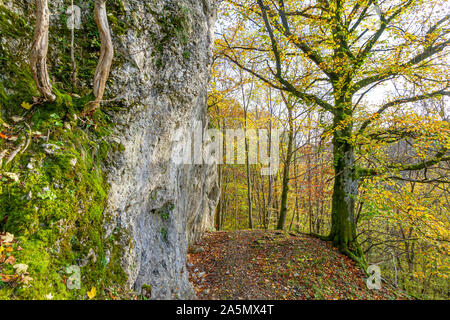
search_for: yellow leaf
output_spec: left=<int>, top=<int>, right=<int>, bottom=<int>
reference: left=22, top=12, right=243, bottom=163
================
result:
left=87, top=287, right=97, bottom=299
left=21, top=102, right=32, bottom=110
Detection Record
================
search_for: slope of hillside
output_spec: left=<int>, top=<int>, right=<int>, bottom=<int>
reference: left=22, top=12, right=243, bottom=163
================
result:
left=187, top=230, right=410, bottom=300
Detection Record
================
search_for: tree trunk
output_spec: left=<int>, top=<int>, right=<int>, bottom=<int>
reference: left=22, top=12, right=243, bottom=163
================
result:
left=306, top=114, right=313, bottom=234
left=277, top=106, right=294, bottom=230
left=293, top=154, right=300, bottom=232
left=260, top=170, right=267, bottom=229
left=70, top=0, right=78, bottom=87
left=215, top=120, right=225, bottom=230
left=221, top=180, right=228, bottom=230
left=30, top=0, right=55, bottom=101
left=244, top=110, right=253, bottom=229
left=327, top=109, right=364, bottom=262
left=266, top=119, right=273, bottom=229
left=234, top=169, right=238, bottom=231
left=82, top=0, right=114, bottom=115
left=215, top=163, right=223, bottom=230
left=329, top=139, right=356, bottom=247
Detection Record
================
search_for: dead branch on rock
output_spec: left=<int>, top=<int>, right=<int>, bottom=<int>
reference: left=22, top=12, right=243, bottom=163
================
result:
left=30, top=0, right=55, bottom=101
left=6, top=141, right=25, bottom=166
left=0, top=150, right=7, bottom=167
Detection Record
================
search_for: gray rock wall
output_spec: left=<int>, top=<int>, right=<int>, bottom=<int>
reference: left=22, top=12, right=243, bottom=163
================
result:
left=102, top=0, right=218, bottom=299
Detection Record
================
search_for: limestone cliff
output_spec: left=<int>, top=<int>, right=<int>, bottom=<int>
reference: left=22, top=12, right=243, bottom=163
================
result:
left=0, top=0, right=218, bottom=300
left=103, top=0, right=219, bottom=299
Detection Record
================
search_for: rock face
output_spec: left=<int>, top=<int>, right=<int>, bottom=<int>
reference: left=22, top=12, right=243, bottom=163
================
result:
left=101, top=0, right=219, bottom=299
left=1, top=0, right=218, bottom=299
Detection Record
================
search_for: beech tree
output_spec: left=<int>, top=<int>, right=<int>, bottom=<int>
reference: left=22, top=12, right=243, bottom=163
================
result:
left=218, top=0, right=449, bottom=262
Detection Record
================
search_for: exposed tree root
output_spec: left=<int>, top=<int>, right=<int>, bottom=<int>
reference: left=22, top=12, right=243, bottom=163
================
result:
left=80, top=101, right=101, bottom=117
left=310, top=232, right=368, bottom=272
left=30, top=0, right=55, bottom=101
left=2, top=123, right=32, bottom=167
left=6, top=141, right=25, bottom=166
left=341, top=246, right=368, bottom=273
left=310, top=232, right=330, bottom=241
left=81, top=0, right=114, bottom=117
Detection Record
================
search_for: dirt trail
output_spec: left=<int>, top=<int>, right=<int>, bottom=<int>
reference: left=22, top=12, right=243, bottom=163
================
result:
left=187, top=230, right=407, bottom=300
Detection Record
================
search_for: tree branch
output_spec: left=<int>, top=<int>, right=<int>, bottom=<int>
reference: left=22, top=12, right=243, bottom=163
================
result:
left=358, top=90, right=450, bottom=134
left=360, top=149, right=450, bottom=177
left=353, top=14, right=450, bottom=93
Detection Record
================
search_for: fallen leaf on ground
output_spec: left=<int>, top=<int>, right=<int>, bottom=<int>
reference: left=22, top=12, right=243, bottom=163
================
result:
left=87, top=287, right=97, bottom=299
left=20, top=275, right=33, bottom=284
left=1, top=232, right=14, bottom=243
left=1, top=274, right=17, bottom=283
left=4, top=256, right=16, bottom=265
left=10, top=116, right=24, bottom=123
left=21, top=102, right=32, bottom=110
left=13, top=263, right=28, bottom=274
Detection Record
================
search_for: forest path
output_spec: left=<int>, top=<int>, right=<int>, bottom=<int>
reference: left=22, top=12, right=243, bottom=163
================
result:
left=187, top=230, right=406, bottom=300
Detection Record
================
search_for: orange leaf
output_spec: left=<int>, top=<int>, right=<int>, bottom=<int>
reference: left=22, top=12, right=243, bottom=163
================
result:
left=4, top=256, right=16, bottom=265
left=1, top=274, right=17, bottom=283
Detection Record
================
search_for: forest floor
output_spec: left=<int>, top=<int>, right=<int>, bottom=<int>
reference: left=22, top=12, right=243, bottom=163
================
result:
left=187, top=230, right=410, bottom=300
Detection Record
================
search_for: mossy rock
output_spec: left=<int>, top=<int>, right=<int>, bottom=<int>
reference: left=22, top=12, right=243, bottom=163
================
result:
left=0, top=3, right=129, bottom=300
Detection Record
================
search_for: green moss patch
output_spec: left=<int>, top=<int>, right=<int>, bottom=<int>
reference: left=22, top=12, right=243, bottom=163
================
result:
left=0, top=3, right=129, bottom=300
